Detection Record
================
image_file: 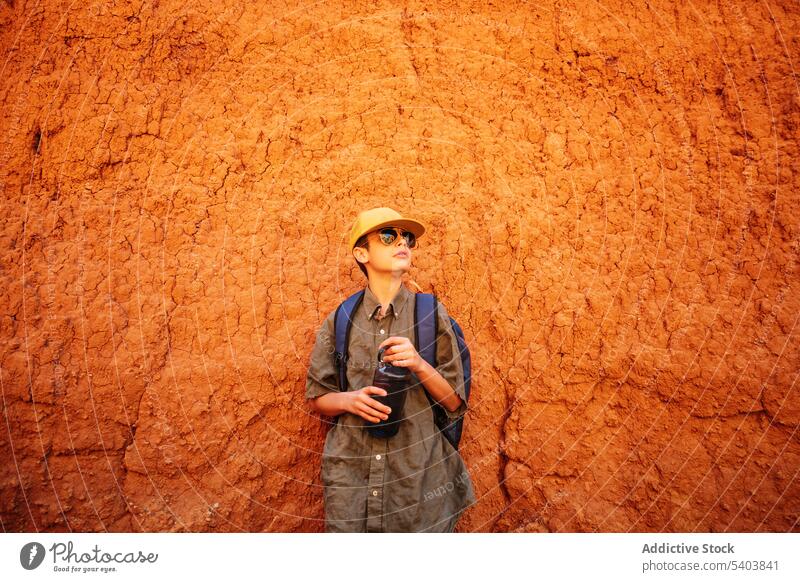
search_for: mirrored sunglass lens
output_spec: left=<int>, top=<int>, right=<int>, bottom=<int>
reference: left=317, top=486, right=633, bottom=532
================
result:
left=403, top=232, right=416, bottom=248
left=378, top=229, right=397, bottom=244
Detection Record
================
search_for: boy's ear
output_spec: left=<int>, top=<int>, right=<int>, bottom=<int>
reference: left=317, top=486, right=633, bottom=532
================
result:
left=353, top=247, right=368, bottom=265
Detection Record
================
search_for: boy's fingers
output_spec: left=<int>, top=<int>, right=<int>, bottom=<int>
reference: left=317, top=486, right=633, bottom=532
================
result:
left=358, top=391, right=391, bottom=415
left=364, top=397, right=391, bottom=416
left=379, top=336, right=406, bottom=349
left=364, top=385, right=387, bottom=396
left=354, top=401, right=378, bottom=421
left=354, top=401, right=385, bottom=422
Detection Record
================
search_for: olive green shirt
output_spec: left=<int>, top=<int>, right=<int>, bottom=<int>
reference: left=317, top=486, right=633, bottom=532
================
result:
left=305, top=283, right=476, bottom=532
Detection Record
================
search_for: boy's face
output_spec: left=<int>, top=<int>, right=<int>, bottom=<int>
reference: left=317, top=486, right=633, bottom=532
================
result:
left=355, top=226, right=413, bottom=275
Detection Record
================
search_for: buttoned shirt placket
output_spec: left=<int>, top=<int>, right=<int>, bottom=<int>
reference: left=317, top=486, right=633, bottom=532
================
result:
left=366, top=434, right=389, bottom=532
left=366, top=302, right=393, bottom=533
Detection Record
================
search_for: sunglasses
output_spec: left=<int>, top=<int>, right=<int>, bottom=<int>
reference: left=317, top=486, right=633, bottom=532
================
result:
left=373, top=227, right=417, bottom=249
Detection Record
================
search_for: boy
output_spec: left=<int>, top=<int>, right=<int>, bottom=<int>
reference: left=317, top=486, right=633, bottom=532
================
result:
left=305, top=206, right=476, bottom=532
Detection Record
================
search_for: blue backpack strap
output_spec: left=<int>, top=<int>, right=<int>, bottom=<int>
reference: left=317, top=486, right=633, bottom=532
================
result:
left=333, top=289, right=365, bottom=392
left=414, top=292, right=438, bottom=367
left=416, top=292, right=471, bottom=450
left=449, top=318, right=471, bottom=402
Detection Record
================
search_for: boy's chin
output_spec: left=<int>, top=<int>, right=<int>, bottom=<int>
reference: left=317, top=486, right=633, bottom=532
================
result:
left=386, top=263, right=411, bottom=274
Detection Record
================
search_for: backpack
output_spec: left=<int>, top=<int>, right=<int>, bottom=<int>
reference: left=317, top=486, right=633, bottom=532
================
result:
left=332, top=289, right=472, bottom=450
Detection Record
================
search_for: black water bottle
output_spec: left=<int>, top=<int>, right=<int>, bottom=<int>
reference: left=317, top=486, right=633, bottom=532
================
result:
left=366, top=346, right=410, bottom=438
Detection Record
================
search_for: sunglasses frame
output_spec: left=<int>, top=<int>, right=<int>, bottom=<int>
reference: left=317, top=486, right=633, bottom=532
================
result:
left=373, top=227, right=417, bottom=249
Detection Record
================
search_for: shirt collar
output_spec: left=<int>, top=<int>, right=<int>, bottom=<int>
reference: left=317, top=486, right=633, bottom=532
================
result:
left=363, top=283, right=411, bottom=320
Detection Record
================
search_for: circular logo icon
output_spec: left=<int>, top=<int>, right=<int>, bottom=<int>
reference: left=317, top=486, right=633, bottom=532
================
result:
left=20, top=542, right=46, bottom=570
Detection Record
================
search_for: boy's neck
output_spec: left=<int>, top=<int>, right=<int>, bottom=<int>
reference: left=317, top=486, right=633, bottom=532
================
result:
left=367, top=275, right=403, bottom=317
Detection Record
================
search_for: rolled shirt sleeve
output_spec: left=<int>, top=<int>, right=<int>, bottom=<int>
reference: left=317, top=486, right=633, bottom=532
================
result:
left=434, top=301, right=468, bottom=421
left=305, top=310, right=340, bottom=400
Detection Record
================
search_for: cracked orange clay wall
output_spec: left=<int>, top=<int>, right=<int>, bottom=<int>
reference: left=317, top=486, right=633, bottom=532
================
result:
left=1, top=0, right=799, bottom=533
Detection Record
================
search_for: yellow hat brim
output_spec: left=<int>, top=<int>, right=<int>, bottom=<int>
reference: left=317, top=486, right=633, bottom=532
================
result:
left=350, top=217, right=426, bottom=251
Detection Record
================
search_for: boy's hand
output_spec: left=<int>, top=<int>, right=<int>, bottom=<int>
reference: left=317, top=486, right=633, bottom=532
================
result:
left=346, top=386, right=392, bottom=423
left=379, top=336, right=424, bottom=374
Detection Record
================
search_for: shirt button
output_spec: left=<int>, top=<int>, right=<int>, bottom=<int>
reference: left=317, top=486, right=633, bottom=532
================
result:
left=376, top=454, right=381, bottom=460
left=379, top=329, right=385, bottom=334
left=372, top=490, right=379, bottom=496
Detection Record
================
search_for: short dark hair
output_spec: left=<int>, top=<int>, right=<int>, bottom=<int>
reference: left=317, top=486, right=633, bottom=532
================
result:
left=354, top=233, right=370, bottom=278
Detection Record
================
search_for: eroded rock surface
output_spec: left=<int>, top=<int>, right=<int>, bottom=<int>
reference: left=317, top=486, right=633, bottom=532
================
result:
left=1, top=1, right=798, bottom=532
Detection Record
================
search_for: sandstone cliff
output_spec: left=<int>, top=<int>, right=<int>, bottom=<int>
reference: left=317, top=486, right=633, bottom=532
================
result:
left=1, top=0, right=798, bottom=532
